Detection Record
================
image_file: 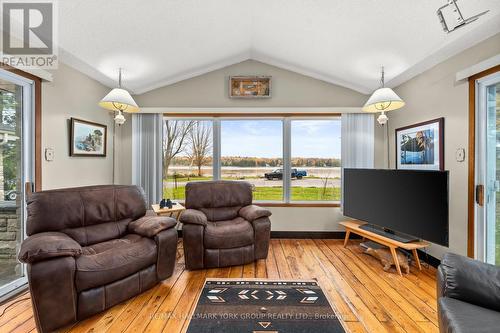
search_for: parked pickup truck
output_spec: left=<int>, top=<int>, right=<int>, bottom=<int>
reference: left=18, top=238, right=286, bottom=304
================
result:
left=264, top=168, right=307, bottom=180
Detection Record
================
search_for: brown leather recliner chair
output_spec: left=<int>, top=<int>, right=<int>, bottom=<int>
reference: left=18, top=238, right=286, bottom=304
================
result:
left=180, top=181, right=271, bottom=270
left=18, top=185, right=178, bottom=333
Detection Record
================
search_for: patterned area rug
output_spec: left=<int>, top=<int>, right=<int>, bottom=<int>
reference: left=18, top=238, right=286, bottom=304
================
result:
left=186, top=278, right=345, bottom=333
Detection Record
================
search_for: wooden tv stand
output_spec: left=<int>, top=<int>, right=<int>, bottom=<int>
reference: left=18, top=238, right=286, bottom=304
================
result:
left=339, top=220, right=430, bottom=276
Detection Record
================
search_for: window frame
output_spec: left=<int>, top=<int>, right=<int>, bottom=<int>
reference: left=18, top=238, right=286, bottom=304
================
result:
left=163, top=114, right=341, bottom=207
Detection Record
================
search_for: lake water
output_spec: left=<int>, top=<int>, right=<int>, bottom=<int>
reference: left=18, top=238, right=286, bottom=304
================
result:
left=169, top=166, right=341, bottom=178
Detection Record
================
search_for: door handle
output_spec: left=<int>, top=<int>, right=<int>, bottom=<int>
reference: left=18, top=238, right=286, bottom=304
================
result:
left=476, top=184, right=484, bottom=206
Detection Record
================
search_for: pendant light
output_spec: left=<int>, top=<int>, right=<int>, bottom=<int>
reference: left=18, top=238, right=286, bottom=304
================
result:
left=99, top=68, right=139, bottom=125
left=363, top=66, right=405, bottom=125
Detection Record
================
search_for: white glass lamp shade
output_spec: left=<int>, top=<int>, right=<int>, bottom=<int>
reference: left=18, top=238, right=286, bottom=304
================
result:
left=99, top=88, right=139, bottom=113
left=362, top=87, right=405, bottom=113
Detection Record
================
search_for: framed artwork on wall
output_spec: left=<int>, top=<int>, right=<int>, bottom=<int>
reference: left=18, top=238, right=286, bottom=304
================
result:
left=70, top=118, right=107, bottom=157
left=229, top=76, right=271, bottom=98
left=395, top=117, right=444, bottom=171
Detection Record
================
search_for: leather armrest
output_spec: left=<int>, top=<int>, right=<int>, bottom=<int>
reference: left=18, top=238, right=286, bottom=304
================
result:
left=129, top=215, right=177, bottom=238
left=252, top=217, right=271, bottom=259
left=437, top=265, right=445, bottom=299
left=155, top=228, right=178, bottom=279
left=19, top=232, right=82, bottom=264
left=179, top=209, right=207, bottom=226
left=439, top=253, right=500, bottom=312
left=182, top=224, right=205, bottom=270
left=29, top=256, right=78, bottom=332
left=239, top=205, right=272, bottom=222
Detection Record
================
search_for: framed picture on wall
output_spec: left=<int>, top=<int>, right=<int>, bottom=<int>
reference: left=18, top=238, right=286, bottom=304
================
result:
left=395, top=117, right=444, bottom=170
left=229, top=76, right=271, bottom=98
left=70, top=118, right=107, bottom=157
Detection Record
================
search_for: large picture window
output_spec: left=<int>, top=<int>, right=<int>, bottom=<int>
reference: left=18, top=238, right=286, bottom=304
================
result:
left=163, top=119, right=213, bottom=200
left=221, top=120, right=283, bottom=201
left=291, top=120, right=341, bottom=201
left=162, top=116, right=341, bottom=204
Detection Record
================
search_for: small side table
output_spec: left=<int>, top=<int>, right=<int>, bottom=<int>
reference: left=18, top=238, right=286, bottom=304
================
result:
left=151, top=203, right=186, bottom=221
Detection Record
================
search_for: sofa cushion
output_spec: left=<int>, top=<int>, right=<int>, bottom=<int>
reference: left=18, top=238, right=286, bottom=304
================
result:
left=62, top=218, right=132, bottom=246
left=200, top=206, right=241, bottom=221
left=128, top=215, right=177, bottom=238
left=438, top=297, right=500, bottom=333
left=75, top=234, right=156, bottom=291
left=205, top=244, right=255, bottom=268
left=77, top=265, right=158, bottom=320
left=204, top=217, right=254, bottom=249
left=185, top=181, right=252, bottom=210
left=26, top=185, right=147, bottom=236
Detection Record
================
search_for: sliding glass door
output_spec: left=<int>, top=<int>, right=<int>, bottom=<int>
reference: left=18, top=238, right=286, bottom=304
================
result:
left=476, top=72, right=500, bottom=265
left=0, top=69, right=34, bottom=296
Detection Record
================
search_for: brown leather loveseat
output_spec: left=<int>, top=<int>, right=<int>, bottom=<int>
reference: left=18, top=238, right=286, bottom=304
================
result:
left=180, top=181, right=271, bottom=269
left=18, top=185, right=178, bottom=333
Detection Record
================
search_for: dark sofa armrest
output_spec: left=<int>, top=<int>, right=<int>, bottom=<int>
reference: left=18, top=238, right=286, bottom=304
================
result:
left=439, top=252, right=500, bottom=312
left=19, top=232, right=82, bottom=264
left=179, top=209, right=208, bottom=226
left=155, top=227, right=178, bottom=279
left=437, top=264, right=445, bottom=299
left=239, top=205, right=272, bottom=222
left=29, top=256, right=78, bottom=332
left=129, top=215, right=177, bottom=238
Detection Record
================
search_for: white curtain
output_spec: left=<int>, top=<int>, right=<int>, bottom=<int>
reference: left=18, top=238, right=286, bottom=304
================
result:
left=341, top=113, right=375, bottom=168
left=341, top=113, right=375, bottom=208
left=132, top=113, right=163, bottom=206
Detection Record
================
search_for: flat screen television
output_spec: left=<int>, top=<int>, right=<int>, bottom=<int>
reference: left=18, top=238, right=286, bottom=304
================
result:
left=343, top=168, right=449, bottom=246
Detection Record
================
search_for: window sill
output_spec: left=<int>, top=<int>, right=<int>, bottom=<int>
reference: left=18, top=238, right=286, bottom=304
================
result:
left=171, top=201, right=340, bottom=208
left=255, top=202, right=340, bottom=208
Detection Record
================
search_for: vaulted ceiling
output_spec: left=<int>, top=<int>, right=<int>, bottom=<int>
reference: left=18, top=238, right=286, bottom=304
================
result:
left=58, top=0, right=500, bottom=94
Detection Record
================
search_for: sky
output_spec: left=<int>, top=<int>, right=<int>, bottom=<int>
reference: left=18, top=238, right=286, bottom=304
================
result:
left=220, top=120, right=341, bottom=158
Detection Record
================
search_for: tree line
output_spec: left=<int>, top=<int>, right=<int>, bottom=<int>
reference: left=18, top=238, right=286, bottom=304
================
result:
left=170, top=156, right=340, bottom=168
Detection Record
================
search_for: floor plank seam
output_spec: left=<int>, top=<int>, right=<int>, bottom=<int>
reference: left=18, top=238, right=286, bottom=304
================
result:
left=0, top=239, right=438, bottom=333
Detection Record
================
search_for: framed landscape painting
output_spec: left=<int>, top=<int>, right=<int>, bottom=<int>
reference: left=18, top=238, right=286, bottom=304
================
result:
left=395, top=117, right=444, bottom=171
left=70, top=118, right=107, bottom=157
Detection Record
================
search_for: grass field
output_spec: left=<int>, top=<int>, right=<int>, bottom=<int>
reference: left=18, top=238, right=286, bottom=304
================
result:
left=167, top=175, right=335, bottom=182
left=164, top=185, right=340, bottom=201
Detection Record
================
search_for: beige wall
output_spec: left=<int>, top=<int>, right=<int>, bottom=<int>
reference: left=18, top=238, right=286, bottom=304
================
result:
left=269, top=206, right=346, bottom=231
left=117, top=60, right=376, bottom=233
left=135, top=60, right=367, bottom=107
left=42, top=63, right=115, bottom=189
left=388, top=33, right=500, bottom=259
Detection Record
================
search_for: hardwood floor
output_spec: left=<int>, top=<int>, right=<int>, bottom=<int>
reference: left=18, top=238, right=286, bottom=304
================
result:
left=0, top=239, right=439, bottom=333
